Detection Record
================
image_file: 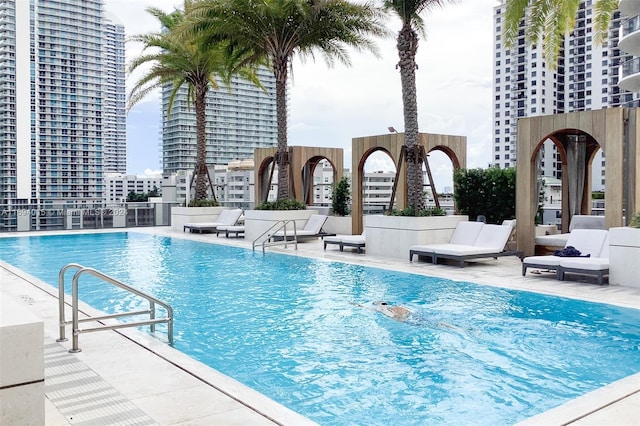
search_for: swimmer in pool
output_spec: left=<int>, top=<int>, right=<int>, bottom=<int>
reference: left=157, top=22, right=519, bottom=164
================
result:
left=355, top=301, right=460, bottom=331
left=358, top=300, right=413, bottom=322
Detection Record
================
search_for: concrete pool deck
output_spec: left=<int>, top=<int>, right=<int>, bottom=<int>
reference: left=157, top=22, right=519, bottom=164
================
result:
left=1, top=226, right=639, bottom=425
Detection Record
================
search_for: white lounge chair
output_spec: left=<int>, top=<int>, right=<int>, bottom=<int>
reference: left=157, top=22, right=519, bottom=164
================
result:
left=410, top=222, right=520, bottom=267
left=558, top=233, right=609, bottom=285
left=183, top=209, right=243, bottom=233
left=410, top=221, right=489, bottom=264
left=324, top=232, right=366, bottom=253
left=522, top=229, right=609, bottom=279
left=216, top=225, right=245, bottom=238
left=271, top=214, right=329, bottom=242
left=535, top=215, right=605, bottom=254
left=409, top=221, right=485, bottom=263
left=430, top=224, right=519, bottom=267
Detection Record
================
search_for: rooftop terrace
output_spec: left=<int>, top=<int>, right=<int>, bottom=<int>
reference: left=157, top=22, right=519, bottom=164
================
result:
left=1, top=226, right=638, bottom=425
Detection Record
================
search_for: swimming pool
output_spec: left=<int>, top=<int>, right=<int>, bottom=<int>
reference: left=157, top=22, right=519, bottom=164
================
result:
left=1, top=232, right=639, bottom=425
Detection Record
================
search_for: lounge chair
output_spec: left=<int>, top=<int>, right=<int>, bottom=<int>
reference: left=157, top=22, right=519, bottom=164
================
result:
left=183, top=209, right=243, bottom=233
left=216, top=225, right=245, bottom=238
left=557, top=233, right=609, bottom=285
left=430, top=224, right=520, bottom=267
left=535, top=215, right=605, bottom=254
left=324, top=232, right=366, bottom=253
left=409, top=222, right=522, bottom=268
left=522, top=229, right=609, bottom=279
left=409, top=221, right=485, bottom=263
left=270, top=214, right=329, bottom=242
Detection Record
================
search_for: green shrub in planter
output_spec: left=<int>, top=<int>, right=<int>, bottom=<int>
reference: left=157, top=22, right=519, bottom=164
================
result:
left=388, top=206, right=446, bottom=217
left=187, top=199, right=220, bottom=207
left=630, top=212, right=640, bottom=228
left=255, top=199, right=307, bottom=210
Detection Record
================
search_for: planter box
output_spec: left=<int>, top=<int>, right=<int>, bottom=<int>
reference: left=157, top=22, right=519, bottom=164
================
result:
left=323, top=216, right=353, bottom=236
left=609, top=227, right=640, bottom=288
left=244, top=209, right=319, bottom=242
left=365, top=215, right=469, bottom=259
left=0, top=297, right=44, bottom=425
left=170, top=206, right=226, bottom=232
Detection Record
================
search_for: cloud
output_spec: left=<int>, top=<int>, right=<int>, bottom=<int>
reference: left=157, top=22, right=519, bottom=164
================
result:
left=143, top=169, right=163, bottom=178
left=107, top=0, right=499, bottom=187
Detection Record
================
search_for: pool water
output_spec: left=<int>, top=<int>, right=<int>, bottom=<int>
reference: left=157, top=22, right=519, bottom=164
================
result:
left=1, top=232, right=639, bottom=425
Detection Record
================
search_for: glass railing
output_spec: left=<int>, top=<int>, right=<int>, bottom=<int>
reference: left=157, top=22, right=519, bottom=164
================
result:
left=622, top=15, right=640, bottom=37
left=621, top=57, right=640, bottom=79
left=0, top=201, right=180, bottom=233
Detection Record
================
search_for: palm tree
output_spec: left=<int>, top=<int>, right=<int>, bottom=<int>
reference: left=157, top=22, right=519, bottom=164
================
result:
left=382, top=0, right=455, bottom=212
left=187, top=0, right=387, bottom=201
left=502, top=0, right=618, bottom=68
left=128, top=1, right=259, bottom=202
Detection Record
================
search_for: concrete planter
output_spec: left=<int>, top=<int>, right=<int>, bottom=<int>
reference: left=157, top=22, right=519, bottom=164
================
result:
left=170, top=206, right=226, bottom=232
left=244, top=209, right=318, bottom=242
left=365, top=214, right=468, bottom=259
left=609, top=227, right=640, bottom=288
left=323, top=216, right=353, bottom=235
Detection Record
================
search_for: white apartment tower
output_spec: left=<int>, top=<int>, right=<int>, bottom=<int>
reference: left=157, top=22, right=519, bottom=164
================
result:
left=162, top=67, right=278, bottom=175
left=0, top=0, right=126, bottom=230
left=492, top=0, right=640, bottom=191
left=103, top=12, right=127, bottom=174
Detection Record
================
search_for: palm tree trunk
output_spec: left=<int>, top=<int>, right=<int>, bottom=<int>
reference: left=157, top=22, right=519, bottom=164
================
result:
left=397, top=24, right=425, bottom=211
left=274, top=59, right=289, bottom=200
left=194, top=84, right=209, bottom=201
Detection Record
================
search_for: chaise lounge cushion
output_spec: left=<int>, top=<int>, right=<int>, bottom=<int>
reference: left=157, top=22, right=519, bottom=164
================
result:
left=433, top=224, right=513, bottom=256
left=409, top=221, right=484, bottom=258
left=523, top=229, right=609, bottom=277
left=557, top=233, right=610, bottom=285
left=272, top=214, right=328, bottom=239
left=183, top=209, right=243, bottom=233
left=324, top=232, right=366, bottom=253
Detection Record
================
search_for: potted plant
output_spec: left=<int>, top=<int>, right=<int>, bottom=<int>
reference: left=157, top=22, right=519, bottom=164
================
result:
left=324, top=177, right=352, bottom=235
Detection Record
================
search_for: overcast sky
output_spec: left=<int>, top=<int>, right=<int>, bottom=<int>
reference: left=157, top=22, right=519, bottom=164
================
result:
left=105, top=0, right=500, bottom=192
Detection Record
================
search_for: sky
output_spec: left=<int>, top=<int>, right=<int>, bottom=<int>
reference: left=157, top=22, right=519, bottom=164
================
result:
left=105, top=0, right=500, bottom=192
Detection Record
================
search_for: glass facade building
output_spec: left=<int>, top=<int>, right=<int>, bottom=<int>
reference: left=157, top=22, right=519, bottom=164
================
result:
left=0, top=0, right=126, bottom=230
left=161, top=67, right=278, bottom=175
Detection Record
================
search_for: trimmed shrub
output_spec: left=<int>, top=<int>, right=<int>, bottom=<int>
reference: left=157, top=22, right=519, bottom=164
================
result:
left=255, top=199, right=307, bottom=210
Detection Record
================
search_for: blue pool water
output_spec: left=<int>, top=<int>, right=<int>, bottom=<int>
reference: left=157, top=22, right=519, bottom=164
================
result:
left=1, top=232, right=639, bottom=425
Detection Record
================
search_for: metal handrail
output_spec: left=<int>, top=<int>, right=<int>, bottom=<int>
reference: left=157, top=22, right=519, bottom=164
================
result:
left=57, top=263, right=173, bottom=353
left=252, top=219, right=298, bottom=253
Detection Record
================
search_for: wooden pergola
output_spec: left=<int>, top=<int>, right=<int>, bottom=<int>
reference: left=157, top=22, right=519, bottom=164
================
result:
left=254, top=146, right=344, bottom=206
left=515, top=108, right=640, bottom=256
left=350, top=132, right=467, bottom=234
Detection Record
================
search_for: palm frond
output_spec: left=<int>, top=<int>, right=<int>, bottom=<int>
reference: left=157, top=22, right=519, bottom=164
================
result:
left=593, top=0, right=617, bottom=45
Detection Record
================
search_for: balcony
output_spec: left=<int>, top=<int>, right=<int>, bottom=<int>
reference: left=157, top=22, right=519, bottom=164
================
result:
left=619, top=0, right=640, bottom=17
left=618, top=15, right=640, bottom=56
left=618, top=57, right=640, bottom=92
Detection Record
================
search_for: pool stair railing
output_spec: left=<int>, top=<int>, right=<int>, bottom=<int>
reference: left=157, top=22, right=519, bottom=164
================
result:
left=252, top=219, right=299, bottom=253
left=57, top=263, right=173, bottom=353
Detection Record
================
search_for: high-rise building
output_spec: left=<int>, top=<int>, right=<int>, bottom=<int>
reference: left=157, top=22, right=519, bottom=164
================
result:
left=0, top=0, right=126, bottom=231
left=492, top=0, right=640, bottom=191
left=103, top=12, right=127, bottom=174
left=161, top=67, right=278, bottom=175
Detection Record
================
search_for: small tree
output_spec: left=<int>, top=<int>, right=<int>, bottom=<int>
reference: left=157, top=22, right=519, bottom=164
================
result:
left=332, top=177, right=351, bottom=216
